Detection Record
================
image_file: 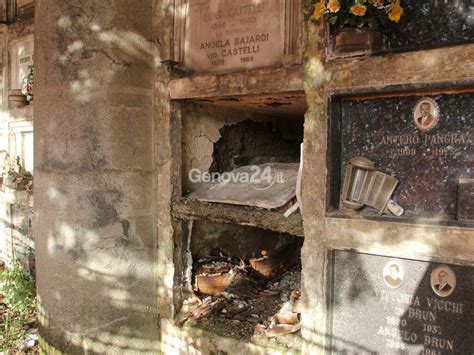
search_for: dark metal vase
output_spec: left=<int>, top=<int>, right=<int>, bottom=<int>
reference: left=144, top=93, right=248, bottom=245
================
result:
left=334, top=27, right=383, bottom=53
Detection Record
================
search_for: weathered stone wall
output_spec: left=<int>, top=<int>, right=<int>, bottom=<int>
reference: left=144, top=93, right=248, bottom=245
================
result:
left=34, top=0, right=159, bottom=352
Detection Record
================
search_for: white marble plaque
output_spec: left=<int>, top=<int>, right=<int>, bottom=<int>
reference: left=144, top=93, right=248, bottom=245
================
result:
left=10, top=36, right=34, bottom=90
left=175, top=0, right=301, bottom=74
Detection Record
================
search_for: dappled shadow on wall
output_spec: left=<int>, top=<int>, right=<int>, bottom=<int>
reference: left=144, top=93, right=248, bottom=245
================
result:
left=35, top=5, right=162, bottom=353
left=55, top=6, right=160, bottom=103
left=36, top=176, right=160, bottom=353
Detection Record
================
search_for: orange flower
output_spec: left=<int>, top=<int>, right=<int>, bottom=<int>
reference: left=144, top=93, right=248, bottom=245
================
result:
left=312, top=0, right=326, bottom=20
left=388, top=0, right=404, bottom=22
left=327, top=0, right=340, bottom=13
left=350, top=4, right=367, bottom=16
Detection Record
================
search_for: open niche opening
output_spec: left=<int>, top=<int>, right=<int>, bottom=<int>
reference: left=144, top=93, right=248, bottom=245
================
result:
left=181, top=100, right=305, bottom=213
left=176, top=220, right=303, bottom=348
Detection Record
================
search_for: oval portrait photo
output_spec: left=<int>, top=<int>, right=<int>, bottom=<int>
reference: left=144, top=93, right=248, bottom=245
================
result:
left=430, top=265, right=456, bottom=298
left=413, top=97, right=440, bottom=132
left=383, top=260, right=404, bottom=289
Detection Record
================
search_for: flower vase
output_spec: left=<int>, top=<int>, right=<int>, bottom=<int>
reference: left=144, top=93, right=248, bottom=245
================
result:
left=334, top=27, right=383, bottom=53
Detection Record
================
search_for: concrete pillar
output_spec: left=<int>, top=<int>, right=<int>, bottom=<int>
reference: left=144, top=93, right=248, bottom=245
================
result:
left=34, top=1, right=158, bottom=353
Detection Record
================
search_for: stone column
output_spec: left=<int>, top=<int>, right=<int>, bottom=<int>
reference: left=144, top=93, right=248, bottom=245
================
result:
left=34, top=1, right=158, bottom=353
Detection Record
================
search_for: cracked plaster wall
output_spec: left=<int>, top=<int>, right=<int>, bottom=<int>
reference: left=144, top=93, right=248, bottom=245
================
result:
left=181, top=104, right=303, bottom=193
left=181, top=107, right=224, bottom=193
left=34, top=0, right=159, bottom=353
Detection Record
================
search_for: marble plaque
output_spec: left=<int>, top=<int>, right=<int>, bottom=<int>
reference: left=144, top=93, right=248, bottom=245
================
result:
left=457, top=178, right=474, bottom=222
left=330, top=251, right=474, bottom=354
left=386, top=0, right=474, bottom=51
left=174, top=0, right=301, bottom=73
left=10, top=36, right=34, bottom=90
left=339, top=92, right=473, bottom=220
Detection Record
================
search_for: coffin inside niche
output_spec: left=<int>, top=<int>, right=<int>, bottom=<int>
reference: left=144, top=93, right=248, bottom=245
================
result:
left=182, top=99, right=305, bottom=211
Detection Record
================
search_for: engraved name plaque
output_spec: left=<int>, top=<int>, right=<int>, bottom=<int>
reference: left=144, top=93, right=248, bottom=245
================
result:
left=174, top=0, right=302, bottom=74
left=10, top=36, right=34, bottom=90
left=330, top=251, right=474, bottom=354
left=335, top=92, right=473, bottom=220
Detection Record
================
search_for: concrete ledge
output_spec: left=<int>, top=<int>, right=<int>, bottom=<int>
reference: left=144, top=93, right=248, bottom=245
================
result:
left=168, top=66, right=304, bottom=100
left=161, top=318, right=302, bottom=355
left=172, top=198, right=304, bottom=237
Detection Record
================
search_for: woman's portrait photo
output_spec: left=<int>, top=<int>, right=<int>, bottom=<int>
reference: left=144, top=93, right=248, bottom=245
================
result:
left=383, top=260, right=404, bottom=289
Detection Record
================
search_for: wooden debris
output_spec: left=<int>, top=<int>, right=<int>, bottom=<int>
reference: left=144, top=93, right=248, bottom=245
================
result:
left=194, top=260, right=258, bottom=299
left=275, top=312, right=300, bottom=325
left=265, top=323, right=302, bottom=337
left=188, top=298, right=226, bottom=321
left=272, top=290, right=300, bottom=325
left=176, top=297, right=227, bottom=327
left=175, top=309, right=191, bottom=327
left=195, top=272, right=234, bottom=296
left=249, top=242, right=300, bottom=279
left=180, top=250, right=303, bottom=334
left=178, top=265, right=303, bottom=340
left=225, top=270, right=259, bottom=299
left=194, top=261, right=235, bottom=295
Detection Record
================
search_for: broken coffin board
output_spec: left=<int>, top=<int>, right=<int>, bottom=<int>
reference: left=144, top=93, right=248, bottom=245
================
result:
left=188, top=163, right=299, bottom=209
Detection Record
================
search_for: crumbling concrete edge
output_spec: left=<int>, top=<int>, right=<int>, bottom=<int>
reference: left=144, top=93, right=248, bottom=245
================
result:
left=160, top=318, right=302, bottom=355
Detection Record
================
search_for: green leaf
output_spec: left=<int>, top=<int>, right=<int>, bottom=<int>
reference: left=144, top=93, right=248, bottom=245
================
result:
left=329, top=16, right=338, bottom=24
left=344, top=17, right=357, bottom=26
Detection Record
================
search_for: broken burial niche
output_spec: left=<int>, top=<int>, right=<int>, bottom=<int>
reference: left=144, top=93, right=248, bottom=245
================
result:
left=186, top=118, right=303, bottom=210
left=177, top=221, right=303, bottom=343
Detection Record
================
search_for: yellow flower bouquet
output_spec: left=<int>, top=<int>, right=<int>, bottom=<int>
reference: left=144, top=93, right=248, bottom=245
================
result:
left=312, top=0, right=404, bottom=29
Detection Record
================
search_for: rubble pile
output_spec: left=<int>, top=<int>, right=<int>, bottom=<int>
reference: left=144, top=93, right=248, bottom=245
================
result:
left=176, top=244, right=302, bottom=345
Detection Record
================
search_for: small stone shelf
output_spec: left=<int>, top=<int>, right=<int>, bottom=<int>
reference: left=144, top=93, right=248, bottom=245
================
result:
left=168, top=66, right=304, bottom=100
left=172, top=198, right=304, bottom=237
left=326, top=211, right=474, bottom=229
